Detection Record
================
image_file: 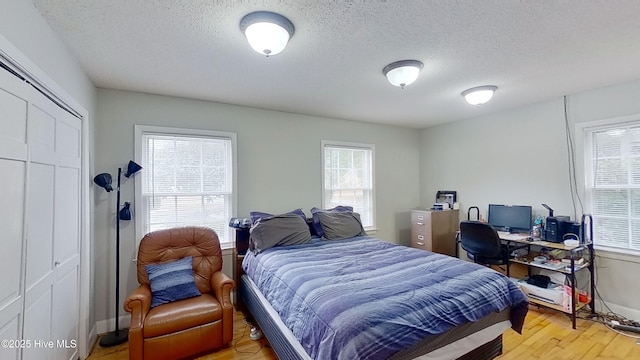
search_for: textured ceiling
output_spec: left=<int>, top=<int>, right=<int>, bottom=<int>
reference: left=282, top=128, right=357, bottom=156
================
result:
left=32, top=0, right=640, bottom=128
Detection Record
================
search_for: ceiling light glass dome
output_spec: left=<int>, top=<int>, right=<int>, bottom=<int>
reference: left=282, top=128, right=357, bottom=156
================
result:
left=240, top=11, right=295, bottom=56
left=461, top=85, right=498, bottom=105
left=382, top=60, right=424, bottom=89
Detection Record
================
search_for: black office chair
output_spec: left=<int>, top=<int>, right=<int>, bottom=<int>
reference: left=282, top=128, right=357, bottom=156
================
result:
left=458, top=220, right=512, bottom=275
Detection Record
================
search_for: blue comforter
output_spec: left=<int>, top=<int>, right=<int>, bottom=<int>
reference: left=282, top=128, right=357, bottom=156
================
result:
left=243, top=236, right=528, bottom=360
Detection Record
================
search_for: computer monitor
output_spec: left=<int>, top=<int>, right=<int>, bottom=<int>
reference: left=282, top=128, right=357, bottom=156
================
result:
left=488, top=204, right=532, bottom=233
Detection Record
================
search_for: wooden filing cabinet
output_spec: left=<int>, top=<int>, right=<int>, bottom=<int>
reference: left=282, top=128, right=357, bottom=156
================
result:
left=411, top=209, right=459, bottom=256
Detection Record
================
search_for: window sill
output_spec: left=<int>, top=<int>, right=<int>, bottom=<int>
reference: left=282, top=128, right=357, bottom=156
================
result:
left=594, top=246, right=640, bottom=264
left=133, top=243, right=235, bottom=262
left=221, top=244, right=234, bottom=253
left=364, top=227, right=378, bottom=235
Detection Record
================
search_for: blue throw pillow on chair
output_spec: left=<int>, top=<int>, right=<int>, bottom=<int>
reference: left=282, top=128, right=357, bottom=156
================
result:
left=146, top=256, right=201, bottom=308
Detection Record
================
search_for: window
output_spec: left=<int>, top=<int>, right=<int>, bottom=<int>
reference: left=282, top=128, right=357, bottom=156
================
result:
left=581, top=117, right=640, bottom=253
left=322, top=141, right=375, bottom=230
left=134, top=126, right=236, bottom=248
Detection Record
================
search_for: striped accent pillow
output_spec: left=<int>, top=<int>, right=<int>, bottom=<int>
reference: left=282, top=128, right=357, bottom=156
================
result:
left=146, top=256, right=201, bottom=308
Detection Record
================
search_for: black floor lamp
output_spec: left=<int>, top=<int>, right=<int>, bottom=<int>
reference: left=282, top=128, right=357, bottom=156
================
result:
left=93, top=160, right=142, bottom=347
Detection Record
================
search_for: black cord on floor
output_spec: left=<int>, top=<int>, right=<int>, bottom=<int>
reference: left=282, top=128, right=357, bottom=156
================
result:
left=573, top=287, right=640, bottom=340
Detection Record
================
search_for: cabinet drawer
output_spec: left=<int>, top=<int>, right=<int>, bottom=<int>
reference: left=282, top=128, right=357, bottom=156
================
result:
left=412, top=222, right=427, bottom=235
left=412, top=225, right=431, bottom=241
left=411, top=233, right=431, bottom=251
left=411, top=211, right=430, bottom=226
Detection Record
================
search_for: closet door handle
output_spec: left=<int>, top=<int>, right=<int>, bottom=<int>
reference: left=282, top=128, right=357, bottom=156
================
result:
left=54, top=260, right=61, bottom=267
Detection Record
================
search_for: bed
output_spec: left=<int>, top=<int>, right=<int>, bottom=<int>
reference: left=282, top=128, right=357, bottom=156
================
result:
left=238, top=211, right=529, bottom=360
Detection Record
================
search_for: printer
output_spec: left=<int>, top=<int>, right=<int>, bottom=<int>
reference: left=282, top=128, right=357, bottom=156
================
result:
left=433, top=190, right=456, bottom=211
left=517, top=278, right=565, bottom=305
left=433, top=202, right=451, bottom=211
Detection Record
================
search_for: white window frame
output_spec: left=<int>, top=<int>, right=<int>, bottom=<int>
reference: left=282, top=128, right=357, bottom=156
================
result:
left=321, top=140, right=376, bottom=231
left=134, top=125, right=237, bottom=250
left=576, top=114, right=640, bottom=258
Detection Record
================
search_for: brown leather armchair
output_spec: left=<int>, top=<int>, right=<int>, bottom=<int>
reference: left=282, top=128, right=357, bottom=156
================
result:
left=124, top=227, right=234, bottom=360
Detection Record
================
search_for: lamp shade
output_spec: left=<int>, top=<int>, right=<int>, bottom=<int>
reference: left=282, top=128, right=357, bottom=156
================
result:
left=93, top=173, right=113, bottom=192
left=462, top=85, right=497, bottom=105
left=124, top=160, right=142, bottom=178
left=119, top=202, right=132, bottom=221
left=383, top=60, right=424, bottom=88
left=240, top=11, right=295, bottom=56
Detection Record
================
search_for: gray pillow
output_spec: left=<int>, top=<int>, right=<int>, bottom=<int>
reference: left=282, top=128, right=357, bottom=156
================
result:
left=249, top=213, right=312, bottom=254
left=317, top=211, right=366, bottom=240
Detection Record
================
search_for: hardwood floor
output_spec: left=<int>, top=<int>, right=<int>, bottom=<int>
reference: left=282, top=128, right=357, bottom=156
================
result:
left=87, top=309, right=276, bottom=360
left=499, top=306, right=640, bottom=359
left=88, top=306, right=640, bottom=360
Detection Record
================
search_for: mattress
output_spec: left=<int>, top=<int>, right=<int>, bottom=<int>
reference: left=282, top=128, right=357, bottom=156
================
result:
left=241, top=274, right=512, bottom=360
left=242, top=235, right=528, bottom=359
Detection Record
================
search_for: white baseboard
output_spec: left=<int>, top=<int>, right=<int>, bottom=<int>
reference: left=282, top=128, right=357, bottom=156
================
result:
left=89, top=324, right=97, bottom=344
left=96, top=315, right=131, bottom=335
left=82, top=324, right=98, bottom=359
left=595, top=300, right=640, bottom=322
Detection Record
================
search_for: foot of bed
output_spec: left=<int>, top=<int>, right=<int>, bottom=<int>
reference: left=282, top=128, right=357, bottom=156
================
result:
left=457, top=334, right=503, bottom=360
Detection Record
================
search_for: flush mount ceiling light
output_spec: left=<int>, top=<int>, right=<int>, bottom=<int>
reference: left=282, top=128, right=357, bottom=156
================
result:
left=462, top=85, right=498, bottom=105
left=240, top=11, right=295, bottom=56
left=382, top=60, right=424, bottom=89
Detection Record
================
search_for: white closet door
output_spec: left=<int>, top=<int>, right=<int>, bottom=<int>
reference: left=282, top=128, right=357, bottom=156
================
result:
left=0, top=69, right=28, bottom=360
left=23, top=88, right=81, bottom=360
left=52, top=113, right=81, bottom=360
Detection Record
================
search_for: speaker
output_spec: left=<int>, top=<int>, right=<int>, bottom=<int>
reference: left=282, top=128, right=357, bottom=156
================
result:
left=235, top=227, right=250, bottom=255
left=562, top=221, right=582, bottom=242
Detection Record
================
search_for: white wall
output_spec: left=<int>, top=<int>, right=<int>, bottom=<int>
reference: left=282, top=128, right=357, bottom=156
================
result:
left=0, top=0, right=97, bottom=357
left=0, top=0, right=96, bottom=109
left=94, top=88, right=421, bottom=325
left=420, top=99, right=573, bottom=219
left=420, top=79, right=640, bottom=320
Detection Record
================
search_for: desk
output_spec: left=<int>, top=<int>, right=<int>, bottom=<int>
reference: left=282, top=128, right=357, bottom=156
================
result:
left=500, top=236, right=596, bottom=329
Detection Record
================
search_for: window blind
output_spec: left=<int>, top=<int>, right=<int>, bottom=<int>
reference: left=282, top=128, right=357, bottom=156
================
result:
left=322, top=142, right=375, bottom=229
left=140, top=133, right=233, bottom=246
left=587, top=124, right=640, bottom=251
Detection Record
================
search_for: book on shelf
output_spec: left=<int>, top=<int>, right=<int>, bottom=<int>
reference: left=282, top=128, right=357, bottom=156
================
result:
left=563, top=262, right=589, bottom=272
left=561, top=257, right=585, bottom=265
left=531, top=259, right=566, bottom=270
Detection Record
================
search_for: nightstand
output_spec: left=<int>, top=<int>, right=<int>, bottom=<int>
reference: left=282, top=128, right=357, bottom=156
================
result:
left=233, top=227, right=250, bottom=311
